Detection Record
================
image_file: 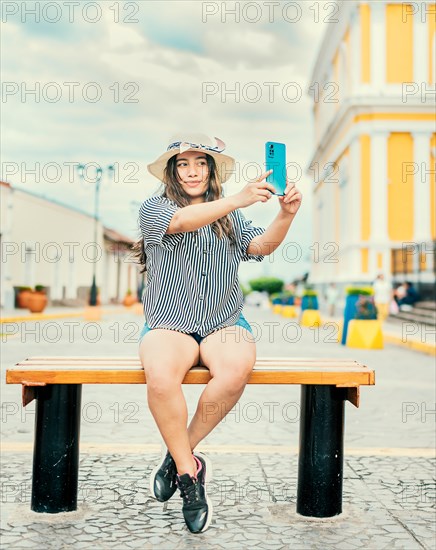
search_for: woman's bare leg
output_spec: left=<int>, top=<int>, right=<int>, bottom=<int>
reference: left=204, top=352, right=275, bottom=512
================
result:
left=187, top=327, right=256, bottom=450
left=139, top=329, right=200, bottom=476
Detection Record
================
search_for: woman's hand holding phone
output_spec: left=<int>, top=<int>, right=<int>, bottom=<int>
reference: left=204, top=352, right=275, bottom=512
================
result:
left=233, top=168, right=302, bottom=215
left=278, top=181, right=303, bottom=215
left=234, top=169, right=276, bottom=208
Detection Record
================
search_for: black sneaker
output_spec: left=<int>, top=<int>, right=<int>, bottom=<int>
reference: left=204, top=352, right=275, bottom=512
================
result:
left=149, top=448, right=177, bottom=502
left=176, top=454, right=213, bottom=533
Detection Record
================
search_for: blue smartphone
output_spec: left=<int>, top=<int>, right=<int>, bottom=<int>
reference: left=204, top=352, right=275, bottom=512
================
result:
left=265, top=142, right=286, bottom=196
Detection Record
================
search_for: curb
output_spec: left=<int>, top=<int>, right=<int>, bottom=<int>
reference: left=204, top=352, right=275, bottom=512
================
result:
left=383, top=333, right=436, bottom=356
left=0, top=306, right=141, bottom=324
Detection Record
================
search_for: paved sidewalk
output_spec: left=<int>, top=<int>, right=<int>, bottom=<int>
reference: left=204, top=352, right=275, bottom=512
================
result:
left=1, top=304, right=435, bottom=549
left=1, top=449, right=434, bottom=549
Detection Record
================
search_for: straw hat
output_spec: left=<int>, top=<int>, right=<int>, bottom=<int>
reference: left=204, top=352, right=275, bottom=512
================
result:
left=147, top=133, right=235, bottom=183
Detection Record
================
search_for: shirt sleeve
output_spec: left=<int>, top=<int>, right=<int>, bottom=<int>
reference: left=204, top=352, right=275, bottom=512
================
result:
left=234, top=210, right=266, bottom=262
left=139, top=195, right=184, bottom=251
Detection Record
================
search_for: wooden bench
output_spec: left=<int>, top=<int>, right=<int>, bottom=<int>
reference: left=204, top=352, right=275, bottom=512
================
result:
left=6, top=356, right=375, bottom=518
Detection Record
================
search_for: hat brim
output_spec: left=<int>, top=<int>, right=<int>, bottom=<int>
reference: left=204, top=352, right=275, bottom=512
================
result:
left=147, top=148, right=235, bottom=184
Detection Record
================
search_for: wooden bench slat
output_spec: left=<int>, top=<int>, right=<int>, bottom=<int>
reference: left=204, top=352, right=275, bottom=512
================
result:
left=18, top=356, right=357, bottom=364
left=17, top=359, right=364, bottom=368
left=9, top=362, right=368, bottom=371
left=8, top=365, right=371, bottom=374
left=7, top=369, right=374, bottom=386
left=7, top=356, right=375, bottom=389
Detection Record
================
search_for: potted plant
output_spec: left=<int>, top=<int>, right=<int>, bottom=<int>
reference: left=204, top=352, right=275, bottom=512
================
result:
left=301, top=289, right=319, bottom=311
left=346, top=289, right=383, bottom=349
left=270, top=292, right=283, bottom=305
left=123, top=288, right=136, bottom=307
left=279, top=290, right=297, bottom=318
left=341, top=286, right=374, bottom=345
left=300, top=288, right=321, bottom=327
left=355, top=295, right=378, bottom=320
left=28, top=285, right=48, bottom=313
left=17, top=286, right=33, bottom=308
left=281, top=290, right=295, bottom=306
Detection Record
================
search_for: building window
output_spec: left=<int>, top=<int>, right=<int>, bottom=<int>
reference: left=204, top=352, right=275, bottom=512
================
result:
left=391, top=247, right=414, bottom=275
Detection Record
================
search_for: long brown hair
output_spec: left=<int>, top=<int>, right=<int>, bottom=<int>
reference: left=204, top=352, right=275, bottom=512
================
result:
left=131, top=153, right=236, bottom=273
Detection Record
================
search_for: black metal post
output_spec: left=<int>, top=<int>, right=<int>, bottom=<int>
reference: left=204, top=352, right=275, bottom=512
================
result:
left=31, top=384, right=82, bottom=513
left=297, top=385, right=345, bottom=517
left=89, top=173, right=101, bottom=306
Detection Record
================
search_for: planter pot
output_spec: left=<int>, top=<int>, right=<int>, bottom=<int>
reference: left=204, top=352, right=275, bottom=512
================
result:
left=17, top=290, right=32, bottom=308
left=284, top=296, right=295, bottom=306
left=341, top=294, right=360, bottom=345
left=346, top=320, right=384, bottom=349
left=300, top=309, right=321, bottom=327
left=27, top=292, right=48, bottom=313
left=272, top=304, right=283, bottom=315
left=123, top=295, right=136, bottom=307
left=301, top=296, right=319, bottom=311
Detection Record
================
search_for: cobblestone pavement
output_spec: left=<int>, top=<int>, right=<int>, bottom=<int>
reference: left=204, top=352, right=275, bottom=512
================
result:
left=1, top=305, right=435, bottom=549
left=1, top=451, right=434, bottom=549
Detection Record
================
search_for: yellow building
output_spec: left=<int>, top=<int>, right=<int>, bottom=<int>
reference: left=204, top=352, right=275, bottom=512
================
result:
left=307, top=0, right=435, bottom=298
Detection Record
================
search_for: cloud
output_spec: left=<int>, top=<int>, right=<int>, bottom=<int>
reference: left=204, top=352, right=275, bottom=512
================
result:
left=2, top=0, right=327, bottom=281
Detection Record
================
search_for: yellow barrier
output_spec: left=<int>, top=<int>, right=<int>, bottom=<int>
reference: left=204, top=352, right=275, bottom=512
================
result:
left=346, top=320, right=384, bottom=349
left=300, top=310, right=321, bottom=327
left=282, top=305, right=297, bottom=318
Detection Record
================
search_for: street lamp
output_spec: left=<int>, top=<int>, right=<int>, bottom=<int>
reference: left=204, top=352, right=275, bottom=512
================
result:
left=77, top=163, right=114, bottom=306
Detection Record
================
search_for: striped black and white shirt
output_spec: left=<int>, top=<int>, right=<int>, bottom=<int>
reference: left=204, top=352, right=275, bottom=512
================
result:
left=139, top=195, right=266, bottom=337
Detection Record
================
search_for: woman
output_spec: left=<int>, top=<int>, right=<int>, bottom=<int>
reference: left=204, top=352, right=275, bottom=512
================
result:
left=133, top=133, right=302, bottom=533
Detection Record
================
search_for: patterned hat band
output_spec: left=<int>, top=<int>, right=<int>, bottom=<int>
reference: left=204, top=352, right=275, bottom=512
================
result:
left=167, top=139, right=226, bottom=154
left=147, top=134, right=235, bottom=183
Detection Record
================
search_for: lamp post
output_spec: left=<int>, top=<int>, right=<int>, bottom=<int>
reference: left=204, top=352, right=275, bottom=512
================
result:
left=77, top=163, right=114, bottom=306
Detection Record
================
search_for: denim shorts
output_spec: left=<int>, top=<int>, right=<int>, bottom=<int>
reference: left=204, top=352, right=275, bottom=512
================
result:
left=138, top=312, right=253, bottom=345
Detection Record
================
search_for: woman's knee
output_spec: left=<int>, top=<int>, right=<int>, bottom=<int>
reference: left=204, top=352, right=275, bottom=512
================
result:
left=145, top=363, right=184, bottom=399
left=212, top=361, right=254, bottom=393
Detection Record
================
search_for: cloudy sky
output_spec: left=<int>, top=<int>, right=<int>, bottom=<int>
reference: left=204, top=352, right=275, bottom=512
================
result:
left=2, top=0, right=332, bottom=283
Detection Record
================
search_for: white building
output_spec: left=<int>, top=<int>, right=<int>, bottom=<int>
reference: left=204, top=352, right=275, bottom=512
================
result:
left=0, top=181, right=139, bottom=309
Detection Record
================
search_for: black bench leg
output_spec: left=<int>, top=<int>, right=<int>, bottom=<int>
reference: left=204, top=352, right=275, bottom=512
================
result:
left=297, top=385, right=345, bottom=517
left=31, top=384, right=82, bottom=513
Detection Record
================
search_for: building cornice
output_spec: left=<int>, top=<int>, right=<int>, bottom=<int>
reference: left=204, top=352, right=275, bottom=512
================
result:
left=307, top=99, right=436, bottom=170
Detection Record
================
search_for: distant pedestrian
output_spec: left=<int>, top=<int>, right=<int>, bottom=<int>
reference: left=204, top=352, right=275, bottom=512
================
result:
left=398, top=281, right=420, bottom=307
left=372, top=273, right=392, bottom=322
left=394, top=283, right=407, bottom=305
left=132, top=133, right=303, bottom=533
left=325, top=283, right=339, bottom=317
